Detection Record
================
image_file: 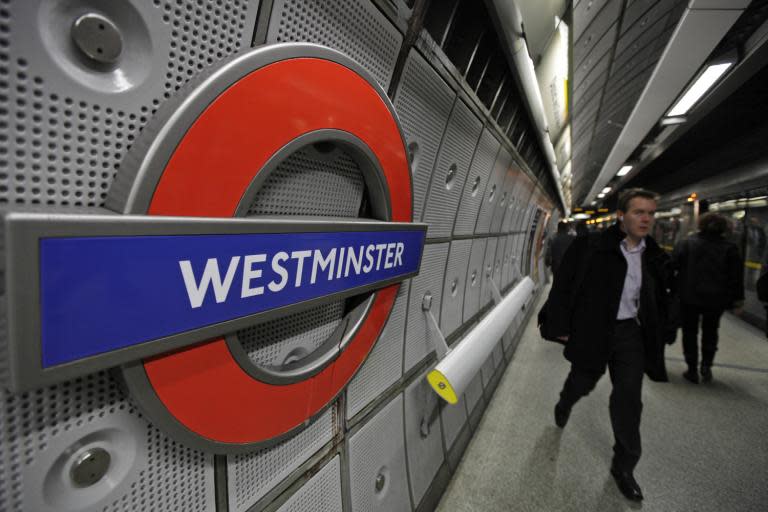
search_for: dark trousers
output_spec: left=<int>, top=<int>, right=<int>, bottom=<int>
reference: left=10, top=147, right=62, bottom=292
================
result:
left=559, top=321, right=645, bottom=472
left=681, top=303, right=724, bottom=368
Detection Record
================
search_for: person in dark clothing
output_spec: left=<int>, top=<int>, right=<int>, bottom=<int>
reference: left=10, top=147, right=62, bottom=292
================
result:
left=672, top=212, right=744, bottom=383
left=545, top=221, right=575, bottom=276
left=545, top=188, right=673, bottom=502
left=575, top=221, right=589, bottom=237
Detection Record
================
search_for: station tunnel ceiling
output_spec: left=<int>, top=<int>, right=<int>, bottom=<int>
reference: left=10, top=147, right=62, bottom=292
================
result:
left=567, top=0, right=768, bottom=208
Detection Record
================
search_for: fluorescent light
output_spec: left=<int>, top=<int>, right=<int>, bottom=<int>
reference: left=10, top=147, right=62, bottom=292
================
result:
left=668, top=62, right=733, bottom=116
left=597, top=193, right=605, bottom=198
left=601, top=187, right=611, bottom=194
left=660, top=116, right=687, bottom=126
left=617, top=165, right=632, bottom=176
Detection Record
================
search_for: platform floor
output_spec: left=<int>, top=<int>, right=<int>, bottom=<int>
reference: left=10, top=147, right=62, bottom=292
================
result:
left=437, top=286, right=768, bottom=512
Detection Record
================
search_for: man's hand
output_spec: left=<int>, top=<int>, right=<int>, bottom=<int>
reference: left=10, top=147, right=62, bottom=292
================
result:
left=557, top=335, right=569, bottom=342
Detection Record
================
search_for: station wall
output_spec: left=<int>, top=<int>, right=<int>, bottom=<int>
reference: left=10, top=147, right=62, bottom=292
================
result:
left=0, top=1, right=557, bottom=511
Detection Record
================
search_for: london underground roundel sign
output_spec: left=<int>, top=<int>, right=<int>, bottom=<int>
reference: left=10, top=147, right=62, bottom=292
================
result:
left=108, top=44, right=417, bottom=452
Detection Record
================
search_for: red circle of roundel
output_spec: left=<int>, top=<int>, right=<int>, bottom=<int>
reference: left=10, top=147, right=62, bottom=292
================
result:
left=142, top=58, right=411, bottom=444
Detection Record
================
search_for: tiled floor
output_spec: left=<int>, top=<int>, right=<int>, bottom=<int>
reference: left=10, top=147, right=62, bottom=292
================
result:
left=437, top=286, right=768, bottom=511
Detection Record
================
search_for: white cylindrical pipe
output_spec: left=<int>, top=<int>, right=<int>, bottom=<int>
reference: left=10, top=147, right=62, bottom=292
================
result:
left=427, top=277, right=535, bottom=404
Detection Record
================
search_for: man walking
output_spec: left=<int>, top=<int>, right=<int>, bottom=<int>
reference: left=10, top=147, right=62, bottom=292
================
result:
left=545, top=221, right=575, bottom=277
left=544, top=188, right=673, bottom=501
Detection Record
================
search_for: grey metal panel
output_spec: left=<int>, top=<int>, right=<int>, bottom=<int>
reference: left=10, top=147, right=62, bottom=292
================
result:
left=574, top=0, right=621, bottom=67
left=403, top=243, right=449, bottom=374
left=501, top=234, right=515, bottom=288
left=394, top=50, right=455, bottom=223
left=440, top=397, right=468, bottom=453
left=475, top=147, right=511, bottom=234
left=622, top=0, right=663, bottom=33
left=495, top=235, right=510, bottom=289
left=267, top=0, right=403, bottom=91
left=615, top=6, right=674, bottom=61
left=404, top=370, right=444, bottom=507
left=573, top=0, right=611, bottom=42
left=422, top=99, right=483, bottom=239
left=574, top=50, right=611, bottom=99
left=612, top=41, right=658, bottom=84
left=346, top=281, right=409, bottom=420
left=480, top=352, right=495, bottom=389
left=453, top=130, right=501, bottom=236
left=493, top=340, right=504, bottom=370
left=440, top=240, right=473, bottom=338
left=462, top=238, right=487, bottom=323
left=489, top=168, right=514, bottom=234
left=464, top=371, right=484, bottom=414
left=228, top=406, right=337, bottom=512
left=514, top=233, right=526, bottom=277
left=0, top=372, right=215, bottom=512
left=349, top=394, right=412, bottom=512
left=245, top=144, right=364, bottom=217
left=479, top=237, right=499, bottom=310
left=491, top=236, right=504, bottom=292
left=573, top=110, right=599, bottom=148
left=500, top=169, right=522, bottom=233
left=1, top=0, right=259, bottom=208
left=276, top=456, right=341, bottom=512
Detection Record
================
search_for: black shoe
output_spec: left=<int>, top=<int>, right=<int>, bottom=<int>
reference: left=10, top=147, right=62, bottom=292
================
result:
left=554, top=401, right=571, bottom=428
left=683, top=369, right=699, bottom=384
left=700, top=365, right=713, bottom=383
left=610, top=466, right=644, bottom=502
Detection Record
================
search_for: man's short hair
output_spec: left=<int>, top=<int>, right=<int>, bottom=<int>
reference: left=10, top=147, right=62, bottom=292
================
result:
left=698, top=212, right=728, bottom=236
left=557, top=221, right=568, bottom=233
left=617, top=188, right=659, bottom=212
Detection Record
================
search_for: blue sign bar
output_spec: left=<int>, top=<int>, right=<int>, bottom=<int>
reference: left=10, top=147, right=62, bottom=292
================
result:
left=39, top=230, right=425, bottom=367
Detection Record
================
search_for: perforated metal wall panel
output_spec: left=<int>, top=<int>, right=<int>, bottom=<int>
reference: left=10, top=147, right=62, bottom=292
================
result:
left=276, top=456, right=341, bottom=512
left=240, top=301, right=345, bottom=367
left=346, top=281, right=409, bottom=420
left=462, top=238, right=487, bottom=323
left=267, top=0, right=403, bottom=92
left=348, top=394, right=412, bottom=512
left=440, top=240, right=473, bottom=339
left=0, top=0, right=259, bottom=208
left=0, top=373, right=215, bottom=512
left=479, top=237, right=499, bottom=310
left=403, top=370, right=444, bottom=508
left=421, top=99, right=483, bottom=239
left=403, top=243, right=449, bottom=374
left=493, top=235, right=508, bottom=290
left=489, top=170, right=514, bottom=234
left=439, top=398, right=468, bottom=452
left=500, top=169, right=522, bottom=233
left=394, top=50, right=455, bottom=222
left=501, top=234, right=516, bottom=288
left=246, top=145, right=365, bottom=217
left=227, top=405, right=337, bottom=512
left=453, top=130, right=500, bottom=236
left=475, top=148, right=511, bottom=234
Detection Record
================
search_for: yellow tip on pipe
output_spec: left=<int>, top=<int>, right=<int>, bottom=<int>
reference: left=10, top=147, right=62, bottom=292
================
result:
left=427, top=369, right=458, bottom=405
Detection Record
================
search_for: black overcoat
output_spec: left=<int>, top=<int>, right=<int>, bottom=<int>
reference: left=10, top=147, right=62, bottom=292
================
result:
left=545, top=223, right=672, bottom=381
